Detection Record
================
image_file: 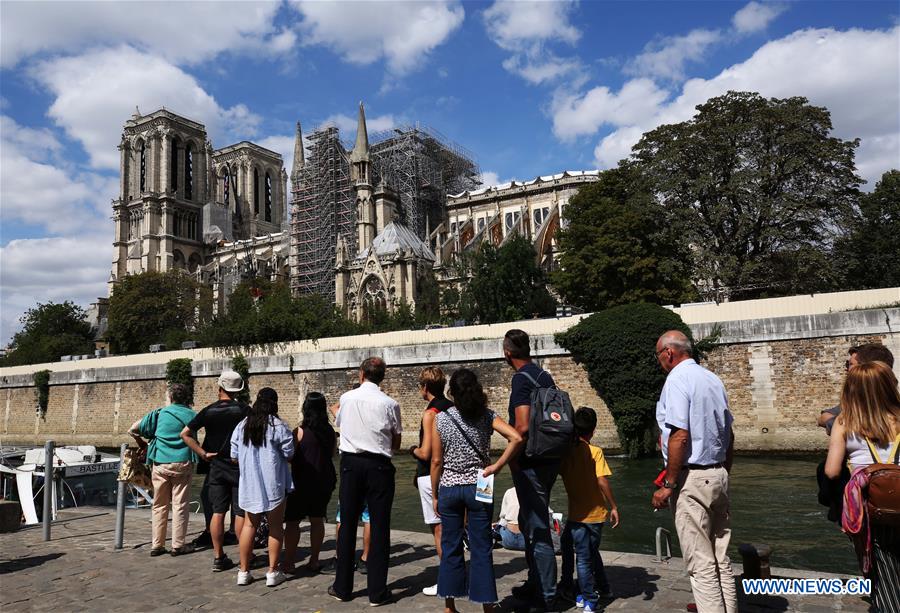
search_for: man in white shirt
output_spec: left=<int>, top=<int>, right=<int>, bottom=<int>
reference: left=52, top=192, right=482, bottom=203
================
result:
left=651, top=330, right=736, bottom=613
left=329, top=357, right=402, bottom=607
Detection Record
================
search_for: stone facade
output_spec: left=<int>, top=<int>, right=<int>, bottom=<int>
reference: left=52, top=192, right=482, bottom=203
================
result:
left=109, top=108, right=288, bottom=314
left=3, top=306, right=897, bottom=451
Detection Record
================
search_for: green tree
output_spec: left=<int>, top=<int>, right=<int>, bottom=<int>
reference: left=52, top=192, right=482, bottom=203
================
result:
left=631, top=91, right=861, bottom=299
left=2, top=302, right=95, bottom=366
left=107, top=271, right=211, bottom=354
left=835, top=169, right=900, bottom=289
left=553, top=166, right=697, bottom=311
left=556, top=302, right=695, bottom=457
left=231, top=354, right=251, bottom=404
left=165, top=358, right=194, bottom=404
left=460, top=236, right=556, bottom=324
left=201, top=279, right=359, bottom=348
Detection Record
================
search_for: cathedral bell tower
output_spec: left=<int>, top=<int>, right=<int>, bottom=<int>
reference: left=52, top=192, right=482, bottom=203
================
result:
left=350, top=102, right=375, bottom=254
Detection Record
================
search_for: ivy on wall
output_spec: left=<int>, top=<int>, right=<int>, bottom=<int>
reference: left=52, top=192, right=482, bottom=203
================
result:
left=33, top=369, right=51, bottom=417
left=165, top=358, right=194, bottom=405
left=231, top=354, right=251, bottom=404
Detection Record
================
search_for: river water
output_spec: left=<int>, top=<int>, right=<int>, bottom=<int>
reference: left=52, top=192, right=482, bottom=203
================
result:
left=189, top=453, right=857, bottom=576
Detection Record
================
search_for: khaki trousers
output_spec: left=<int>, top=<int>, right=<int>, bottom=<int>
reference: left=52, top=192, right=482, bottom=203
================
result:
left=672, top=467, right=738, bottom=613
left=151, top=462, right=194, bottom=550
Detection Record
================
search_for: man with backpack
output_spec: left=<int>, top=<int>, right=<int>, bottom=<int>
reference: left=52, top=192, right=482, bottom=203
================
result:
left=504, top=329, right=574, bottom=612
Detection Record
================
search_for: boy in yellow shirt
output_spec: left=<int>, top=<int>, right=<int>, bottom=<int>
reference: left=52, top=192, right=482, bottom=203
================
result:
left=558, top=407, right=619, bottom=612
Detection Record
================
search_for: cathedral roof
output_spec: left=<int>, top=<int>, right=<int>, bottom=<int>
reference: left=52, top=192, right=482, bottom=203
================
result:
left=357, top=222, right=435, bottom=262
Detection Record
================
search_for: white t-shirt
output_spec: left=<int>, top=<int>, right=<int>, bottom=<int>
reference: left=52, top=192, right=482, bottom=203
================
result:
left=336, top=381, right=402, bottom=458
left=498, top=488, right=519, bottom=527
left=847, top=433, right=900, bottom=470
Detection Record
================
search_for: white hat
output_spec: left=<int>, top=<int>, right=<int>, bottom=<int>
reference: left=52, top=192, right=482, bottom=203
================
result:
left=217, top=370, right=244, bottom=393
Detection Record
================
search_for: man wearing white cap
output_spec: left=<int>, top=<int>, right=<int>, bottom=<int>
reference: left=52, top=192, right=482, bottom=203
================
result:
left=181, top=370, right=250, bottom=572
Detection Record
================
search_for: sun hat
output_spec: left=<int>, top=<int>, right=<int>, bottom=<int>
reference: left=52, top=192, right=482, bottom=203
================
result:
left=217, top=370, right=245, bottom=392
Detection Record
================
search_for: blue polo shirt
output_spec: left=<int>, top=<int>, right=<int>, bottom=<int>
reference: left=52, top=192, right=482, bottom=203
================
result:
left=656, top=359, right=733, bottom=466
left=138, top=403, right=197, bottom=465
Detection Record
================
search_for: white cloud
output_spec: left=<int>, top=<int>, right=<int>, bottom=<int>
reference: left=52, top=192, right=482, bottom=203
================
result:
left=30, top=46, right=262, bottom=170
left=733, top=2, right=788, bottom=34
left=483, top=0, right=582, bottom=85
left=624, top=29, right=722, bottom=81
left=0, top=1, right=287, bottom=69
left=0, top=235, right=111, bottom=344
left=0, top=116, right=117, bottom=234
left=502, top=54, right=582, bottom=85
left=289, top=0, right=465, bottom=75
left=551, top=78, right=669, bottom=140
left=483, top=0, right=580, bottom=51
left=552, top=27, right=900, bottom=185
left=479, top=171, right=501, bottom=187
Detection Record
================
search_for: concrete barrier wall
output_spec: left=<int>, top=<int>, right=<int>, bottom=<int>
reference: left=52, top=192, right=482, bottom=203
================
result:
left=1, top=290, right=898, bottom=452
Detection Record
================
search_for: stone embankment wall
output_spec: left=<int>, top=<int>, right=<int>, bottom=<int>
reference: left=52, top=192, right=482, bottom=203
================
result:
left=1, top=289, right=898, bottom=452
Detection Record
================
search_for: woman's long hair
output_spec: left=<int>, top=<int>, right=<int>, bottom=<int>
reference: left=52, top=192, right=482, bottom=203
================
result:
left=448, top=368, right=488, bottom=423
left=301, top=391, right=336, bottom=453
left=244, top=387, right=279, bottom=447
left=840, top=361, right=900, bottom=446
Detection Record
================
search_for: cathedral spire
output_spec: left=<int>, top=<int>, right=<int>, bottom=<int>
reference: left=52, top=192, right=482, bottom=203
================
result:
left=349, top=101, right=369, bottom=163
left=291, top=121, right=304, bottom=183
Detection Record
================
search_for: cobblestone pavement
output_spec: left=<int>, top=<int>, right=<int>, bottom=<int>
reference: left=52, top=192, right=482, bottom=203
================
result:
left=0, top=508, right=868, bottom=612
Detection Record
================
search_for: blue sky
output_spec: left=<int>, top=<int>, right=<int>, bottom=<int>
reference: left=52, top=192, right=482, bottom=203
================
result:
left=1, top=0, right=898, bottom=343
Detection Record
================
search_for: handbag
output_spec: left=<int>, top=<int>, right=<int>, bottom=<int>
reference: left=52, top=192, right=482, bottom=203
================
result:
left=446, top=410, right=494, bottom=503
left=118, top=446, right=153, bottom=490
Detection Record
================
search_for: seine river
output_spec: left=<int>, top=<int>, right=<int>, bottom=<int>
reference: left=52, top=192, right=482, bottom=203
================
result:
left=190, top=453, right=857, bottom=576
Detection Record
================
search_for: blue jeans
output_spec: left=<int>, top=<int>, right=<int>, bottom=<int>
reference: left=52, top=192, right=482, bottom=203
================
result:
left=512, top=462, right=560, bottom=602
left=498, top=525, right=526, bottom=551
left=560, top=521, right=609, bottom=606
left=438, top=484, right=497, bottom=604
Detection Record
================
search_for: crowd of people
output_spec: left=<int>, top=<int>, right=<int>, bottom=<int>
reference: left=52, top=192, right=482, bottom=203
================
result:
left=126, top=329, right=900, bottom=612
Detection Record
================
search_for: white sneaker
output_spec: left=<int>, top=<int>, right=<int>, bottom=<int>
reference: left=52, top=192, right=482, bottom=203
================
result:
left=237, top=570, right=253, bottom=586
left=266, top=570, right=287, bottom=587
left=422, top=584, right=438, bottom=596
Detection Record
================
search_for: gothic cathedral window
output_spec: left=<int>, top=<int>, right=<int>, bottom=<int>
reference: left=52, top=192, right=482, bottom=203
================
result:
left=223, top=167, right=230, bottom=207
left=254, top=168, right=260, bottom=215
left=171, top=137, right=179, bottom=193
left=139, top=141, right=146, bottom=193
left=265, top=172, right=272, bottom=222
left=185, top=144, right=193, bottom=201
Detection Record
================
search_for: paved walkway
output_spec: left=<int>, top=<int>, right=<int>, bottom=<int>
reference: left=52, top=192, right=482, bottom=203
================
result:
left=0, top=507, right=868, bottom=612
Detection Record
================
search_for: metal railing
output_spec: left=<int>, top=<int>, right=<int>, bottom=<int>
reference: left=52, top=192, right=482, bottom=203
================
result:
left=655, top=527, right=672, bottom=563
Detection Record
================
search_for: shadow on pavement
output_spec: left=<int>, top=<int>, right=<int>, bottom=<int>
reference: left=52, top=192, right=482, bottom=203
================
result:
left=0, top=552, right=65, bottom=574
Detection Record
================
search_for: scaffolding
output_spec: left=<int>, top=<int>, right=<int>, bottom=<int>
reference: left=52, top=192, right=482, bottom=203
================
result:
left=370, top=124, right=480, bottom=239
left=290, top=126, right=355, bottom=300
left=290, top=122, right=479, bottom=299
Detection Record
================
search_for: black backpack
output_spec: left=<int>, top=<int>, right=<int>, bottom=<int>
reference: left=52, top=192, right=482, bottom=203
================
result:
left=517, top=370, right=576, bottom=459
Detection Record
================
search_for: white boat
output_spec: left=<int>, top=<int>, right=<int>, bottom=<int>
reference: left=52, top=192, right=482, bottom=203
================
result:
left=0, top=445, right=148, bottom=525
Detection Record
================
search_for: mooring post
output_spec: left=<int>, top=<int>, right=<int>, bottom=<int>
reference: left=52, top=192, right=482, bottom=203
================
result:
left=114, top=443, right=127, bottom=549
left=42, top=440, right=54, bottom=541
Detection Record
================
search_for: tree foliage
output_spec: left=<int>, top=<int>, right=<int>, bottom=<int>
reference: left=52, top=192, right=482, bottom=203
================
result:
left=231, top=354, right=251, bottom=404
left=631, top=91, right=861, bottom=299
left=201, top=279, right=357, bottom=349
left=835, top=169, right=900, bottom=290
left=2, top=302, right=95, bottom=366
left=165, top=358, right=194, bottom=404
left=33, top=369, right=51, bottom=416
left=556, top=302, right=694, bottom=458
left=107, top=271, right=211, bottom=354
left=554, top=166, right=697, bottom=311
left=460, top=236, right=556, bottom=324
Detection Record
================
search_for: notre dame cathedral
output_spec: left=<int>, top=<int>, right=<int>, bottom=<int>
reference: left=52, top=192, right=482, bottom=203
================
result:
left=108, top=105, right=596, bottom=324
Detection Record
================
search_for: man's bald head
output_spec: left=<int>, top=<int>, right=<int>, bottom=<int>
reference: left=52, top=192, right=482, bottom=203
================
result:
left=657, top=330, right=693, bottom=357
left=656, top=330, right=693, bottom=373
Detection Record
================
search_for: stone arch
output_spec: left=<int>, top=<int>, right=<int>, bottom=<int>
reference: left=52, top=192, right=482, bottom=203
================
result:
left=173, top=249, right=186, bottom=270
left=360, top=273, right=388, bottom=322
left=188, top=252, right=203, bottom=273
